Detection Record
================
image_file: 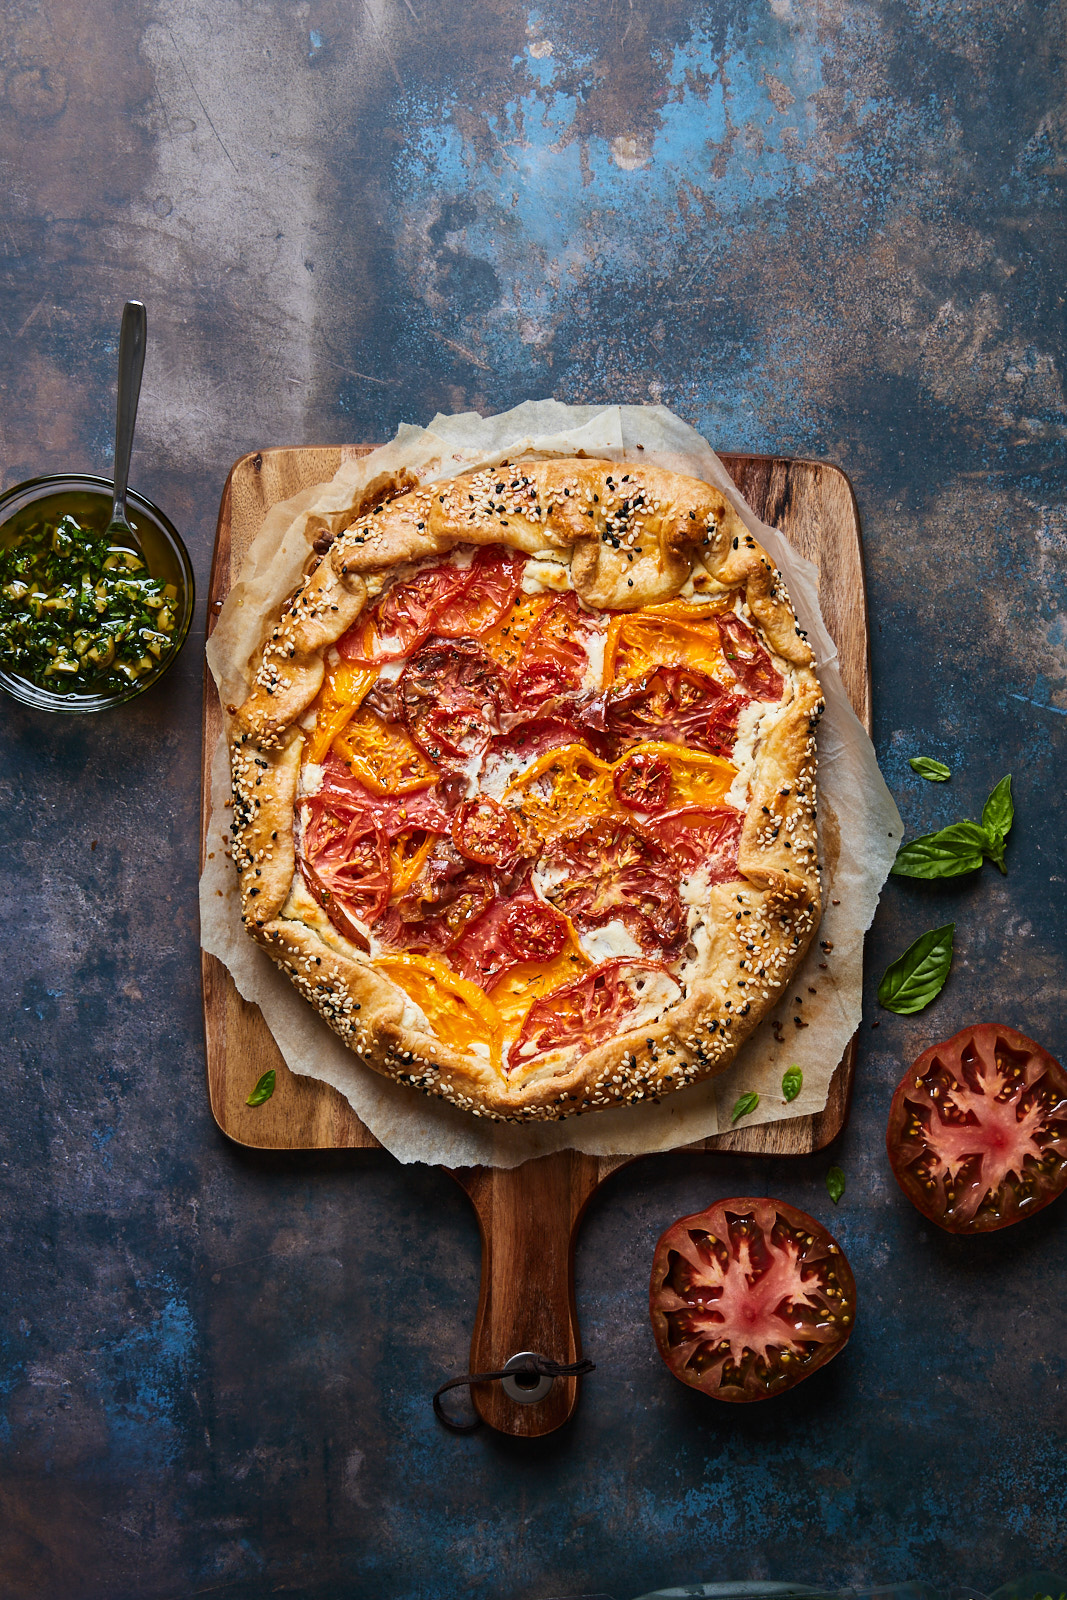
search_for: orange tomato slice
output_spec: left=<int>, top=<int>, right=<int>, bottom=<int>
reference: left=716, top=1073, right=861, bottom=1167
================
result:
left=488, top=933, right=591, bottom=1064
left=307, top=662, right=377, bottom=763
left=388, top=830, right=437, bottom=898
left=603, top=598, right=735, bottom=687
left=333, top=707, right=439, bottom=796
left=372, top=952, right=503, bottom=1072
left=478, top=592, right=555, bottom=673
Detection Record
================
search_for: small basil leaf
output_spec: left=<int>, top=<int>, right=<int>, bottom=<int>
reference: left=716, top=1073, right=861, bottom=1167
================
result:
left=246, top=1069, right=276, bottom=1107
left=877, top=923, right=955, bottom=1014
left=891, top=821, right=987, bottom=879
left=909, top=756, right=951, bottom=782
left=981, top=775, right=1013, bottom=873
left=782, top=1065, right=803, bottom=1103
left=731, top=1090, right=760, bottom=1124
left=826, top=1165, right=846, bottom=1204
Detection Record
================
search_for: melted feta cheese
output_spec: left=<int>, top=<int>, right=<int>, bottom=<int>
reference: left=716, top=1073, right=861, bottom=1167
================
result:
left=521, top=557, right=573, bottom=594
left=578, top=920, right=644, bottom=964
left=298, top=762, right=325, bottom=798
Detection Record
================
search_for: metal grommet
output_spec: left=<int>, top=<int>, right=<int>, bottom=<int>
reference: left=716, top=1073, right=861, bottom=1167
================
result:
left=500, top=1351, right=555, bottom=1404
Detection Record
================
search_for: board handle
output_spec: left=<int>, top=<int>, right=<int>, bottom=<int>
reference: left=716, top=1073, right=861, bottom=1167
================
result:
left=448, top=1151, right=603, bottom=1437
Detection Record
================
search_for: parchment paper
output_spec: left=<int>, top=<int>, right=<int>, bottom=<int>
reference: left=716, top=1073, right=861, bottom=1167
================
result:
left=200, top=401, right=903, bottom=1167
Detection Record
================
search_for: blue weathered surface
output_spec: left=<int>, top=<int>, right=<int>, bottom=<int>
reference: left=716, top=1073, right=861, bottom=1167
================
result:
left=1, top=0, right=1065, bottom=1595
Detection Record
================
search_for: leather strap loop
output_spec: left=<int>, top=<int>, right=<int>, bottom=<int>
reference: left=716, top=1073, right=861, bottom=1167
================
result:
left=433, top=1354, right=596, bottom=1433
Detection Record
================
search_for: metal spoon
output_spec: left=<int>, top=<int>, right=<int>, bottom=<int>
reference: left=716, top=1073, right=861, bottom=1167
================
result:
left=106, top=300, right=147, bottom=546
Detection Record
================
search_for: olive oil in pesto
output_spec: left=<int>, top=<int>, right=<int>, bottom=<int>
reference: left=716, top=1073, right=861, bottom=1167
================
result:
left=0, top=493, right=182, bottom=696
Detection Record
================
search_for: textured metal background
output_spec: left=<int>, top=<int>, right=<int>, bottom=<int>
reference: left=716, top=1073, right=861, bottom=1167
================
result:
left=1, top=2, right=1065, bottom=1596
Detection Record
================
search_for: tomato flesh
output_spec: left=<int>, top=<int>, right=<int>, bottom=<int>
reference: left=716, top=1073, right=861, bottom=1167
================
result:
left=431, top=546, right=525, bottom=637
left=886, top=1024, right=1067, bottom=1233
left=603, top=665, right=748, bottom=758
left=451, top=798, right=521, bottom=866
left=513, top=960, right=679, bottom=1063
left=648, top=805, right=743, bottom=880
left=501, top=899, right=569, bottom=962
left=613, top=750, right=672, bottom=813
left=649, top=1198, right=856, bottom=1403
left=716, top=613, right=783, bottom=701
left=539, top=816, right=686, bottom=958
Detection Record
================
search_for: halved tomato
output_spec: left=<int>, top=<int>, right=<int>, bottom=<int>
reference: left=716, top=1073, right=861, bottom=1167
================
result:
left=501, top=899, right=569, bottom=962
left=613, top=750, right=672, bottom=813
left=886, top=1024, right=1067, bottom=1233
left=431, top=546, right=525, bottom=637
left=649, top=1198, right=856, bottom=1403
left=511, top=960, right=680, bottom=1064
left=451, top=798, right=520, bottom=867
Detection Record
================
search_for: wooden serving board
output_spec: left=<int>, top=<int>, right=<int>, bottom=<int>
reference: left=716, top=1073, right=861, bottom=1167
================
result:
left=201, top=446, right=870, bottom=1438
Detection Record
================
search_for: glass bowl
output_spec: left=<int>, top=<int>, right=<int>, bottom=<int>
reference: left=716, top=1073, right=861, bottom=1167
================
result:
left=0, top=474, right=195, bottom=713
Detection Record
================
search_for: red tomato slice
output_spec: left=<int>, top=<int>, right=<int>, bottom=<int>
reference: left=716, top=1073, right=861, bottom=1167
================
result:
left=431, top=546, right=525, bottom=637
left=886, top=1024, right=1067, bottom=1233
left=511, top=657, right=573, bottom=708
left=717, top=614, right=783, bottom=702
left=540, top=816, right=686, bottom=958
left=400, top=639, right=511, bottom=762
left=603, top=665, right=748, bottom=757
left=648, top=805, right=743, bottom=880
left=379, top=837, right=497, bottom=952
left=485, top=714, right=610, bottom=768
left=317, top=755, right=451, bottom=838
left=299, top=806, right=391, bottom=927
left=501, top=899, right=569, bottom=962
left=299, top=858, right=371, bottom=952
left=512, top=959, right=679, bottom=1063
left=613, top=750, right=672, bottom=812
left=451, top=798, right=520, bottom=866
left=338, top=563, right=472, bottom=665
left=519, top=592, right=598, bottom=693
left=649, top=1198, right=857, bottom=1403
left=444, top=873, right=558, bottom=988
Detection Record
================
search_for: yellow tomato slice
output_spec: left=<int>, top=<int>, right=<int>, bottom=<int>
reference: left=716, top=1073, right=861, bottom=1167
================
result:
left=307, top=662, right=377, bottom=763
left=502, top=744, right=617, bottom=844
left=603, top=598, right=735, bottom=687
left=626, top=741, right=737, bottom=808
left=502, top=741, right=736, bottom=841
left=388, top=830, right=436, bottom=898
left=478, top=592, right=555, bottom=672
left=333, top=707, right=439, bottom=796
left=373, top=952, right=502, bottom=1072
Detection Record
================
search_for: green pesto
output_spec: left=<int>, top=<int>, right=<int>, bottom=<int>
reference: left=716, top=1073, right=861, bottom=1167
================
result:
left=0, top=511, right=179, bottom=695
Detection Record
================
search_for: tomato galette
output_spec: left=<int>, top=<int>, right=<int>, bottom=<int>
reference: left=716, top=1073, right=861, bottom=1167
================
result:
left=227, top=457, right=824, bottom=1121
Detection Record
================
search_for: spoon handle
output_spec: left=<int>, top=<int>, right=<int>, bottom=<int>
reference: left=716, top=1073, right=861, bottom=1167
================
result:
left=111, top=300, right=147, bottom=529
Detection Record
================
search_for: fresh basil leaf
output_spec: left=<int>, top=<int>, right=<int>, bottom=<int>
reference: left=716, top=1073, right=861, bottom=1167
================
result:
left=246, top=1069, right=276, bottom=1107
left=826, top=1165, right=846, bottom=1204
left=890, top=822, right=987, bottom=879
left=981, top=775, right=1013, bottom=873
left=731, top=1090, right=760, bottom=1124
left=909, top=756, right=951, bottom=782
left=877, top=923, right=955, bottom=1014
left=782, top=1065, right=803, bottom=1103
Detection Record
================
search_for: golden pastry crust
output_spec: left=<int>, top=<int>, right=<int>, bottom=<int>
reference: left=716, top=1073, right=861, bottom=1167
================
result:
left=227, top=457, right=824, bottom=1121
